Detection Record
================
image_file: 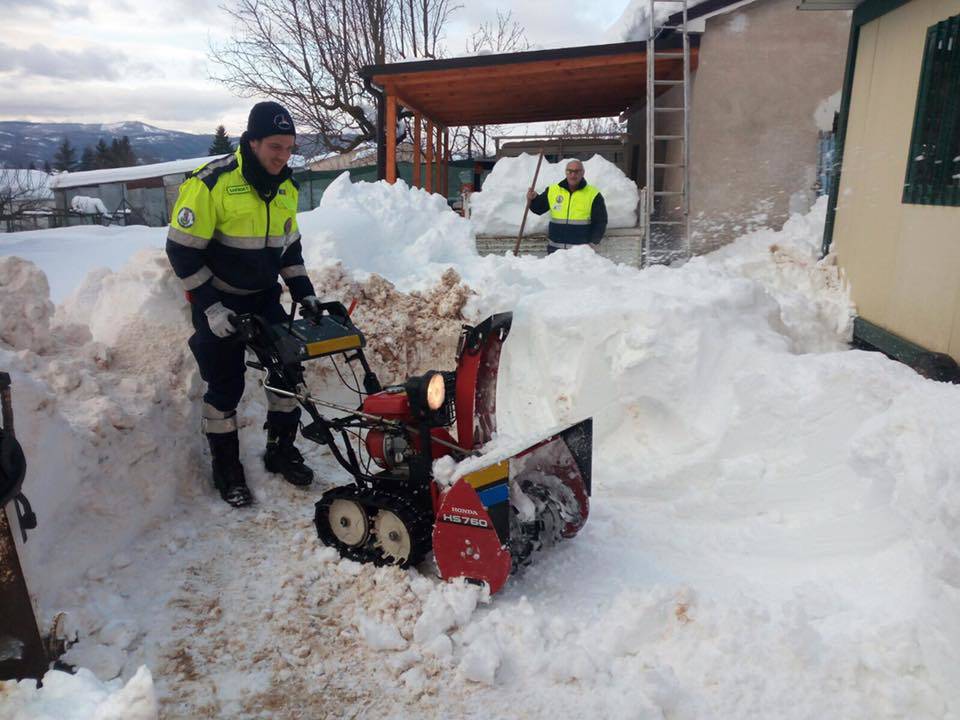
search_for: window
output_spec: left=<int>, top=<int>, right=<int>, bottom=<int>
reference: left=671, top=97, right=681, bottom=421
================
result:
left=903, top=13, right=960, bottom=206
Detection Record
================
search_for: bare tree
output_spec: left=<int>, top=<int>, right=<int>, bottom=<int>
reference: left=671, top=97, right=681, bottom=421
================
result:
left=211, top=0, right=459, bottom=154
left=544, top=116, right=625, bottom=137
left=466, top=9, right=530, bottom=57
left=448, top=11, right=532, bottom=159
left=391, top=0, right=458, bottom=59
left=0, top=170, right=51, bottom=233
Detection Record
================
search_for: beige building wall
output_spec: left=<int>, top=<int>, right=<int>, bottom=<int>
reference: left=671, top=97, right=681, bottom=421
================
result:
left=832, top=0, right=960, bottom=359
left=687, top=0, right=851, bottom=251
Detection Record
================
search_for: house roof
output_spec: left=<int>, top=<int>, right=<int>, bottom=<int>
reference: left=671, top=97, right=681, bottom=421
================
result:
left=360, top=39, right=699, bottom=127
left=48, top=155, right=221, bottom=190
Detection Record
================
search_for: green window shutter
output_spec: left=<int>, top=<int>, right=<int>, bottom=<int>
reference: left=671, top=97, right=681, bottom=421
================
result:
left=903, top=13, right=960, bottom=207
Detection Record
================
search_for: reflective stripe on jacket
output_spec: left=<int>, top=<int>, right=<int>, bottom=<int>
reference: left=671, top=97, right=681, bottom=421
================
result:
left=165, top=147, right=313, bottom=311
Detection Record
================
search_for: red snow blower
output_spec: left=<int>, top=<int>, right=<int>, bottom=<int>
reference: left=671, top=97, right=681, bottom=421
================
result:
left=235, top=302, right=592, bottom=595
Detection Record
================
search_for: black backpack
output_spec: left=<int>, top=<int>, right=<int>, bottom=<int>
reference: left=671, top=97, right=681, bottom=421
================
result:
left=1, top=372, right=36, bottom=542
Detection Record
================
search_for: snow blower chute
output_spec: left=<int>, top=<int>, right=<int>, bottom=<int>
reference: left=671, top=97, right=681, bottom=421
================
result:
left=236, top=302, right=592, bottom=595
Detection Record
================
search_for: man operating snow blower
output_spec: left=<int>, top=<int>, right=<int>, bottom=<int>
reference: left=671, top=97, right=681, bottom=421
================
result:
left=165, top=101, right=320, bottom=507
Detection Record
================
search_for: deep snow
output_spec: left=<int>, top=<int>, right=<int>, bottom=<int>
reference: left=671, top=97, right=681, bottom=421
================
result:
left=2, top=177, right=960, bottom=720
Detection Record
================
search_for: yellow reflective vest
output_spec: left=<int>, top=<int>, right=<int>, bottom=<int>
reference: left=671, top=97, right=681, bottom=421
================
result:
left=548, top=182, right=600, bottom=225
left=532, top=180, right=606, bottom=245
left=165, top=147, right=312, bottom=310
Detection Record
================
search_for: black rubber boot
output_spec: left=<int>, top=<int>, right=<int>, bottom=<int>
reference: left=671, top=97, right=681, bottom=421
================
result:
left=208, top=431, right=253, bottom=507
left=264, top=421, right=314, bottom=487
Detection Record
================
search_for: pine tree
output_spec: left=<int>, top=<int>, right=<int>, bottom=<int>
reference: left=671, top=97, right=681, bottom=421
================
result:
left=109, top=138, right=125, bottom=168
left=94, top=139, right=111, bottom=169
left=43, top=160, right=52, bottom=174
left=80, top=146, right=96, bottom=171
left=53, top=139, right=79, bottom=172
left=27, top=161, right=36, bottom=170
left=209, top=125, right=233, bottom=155
left=118, top=136, right=138, bottom=166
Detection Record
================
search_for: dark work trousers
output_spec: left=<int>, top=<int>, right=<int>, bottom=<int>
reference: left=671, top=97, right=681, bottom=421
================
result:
left=188, top=283, right=300, bottom=431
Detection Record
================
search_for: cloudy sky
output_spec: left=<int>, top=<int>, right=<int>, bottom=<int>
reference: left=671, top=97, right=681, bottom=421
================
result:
left=1, top=0, right=630, bottom=136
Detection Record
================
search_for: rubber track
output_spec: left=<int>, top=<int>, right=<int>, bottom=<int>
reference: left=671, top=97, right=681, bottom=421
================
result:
left=315, top=485, right=433, bottom=568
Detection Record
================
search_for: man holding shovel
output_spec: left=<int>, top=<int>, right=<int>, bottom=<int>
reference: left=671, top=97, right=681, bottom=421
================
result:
left=525, top=159, right=608, bottom=254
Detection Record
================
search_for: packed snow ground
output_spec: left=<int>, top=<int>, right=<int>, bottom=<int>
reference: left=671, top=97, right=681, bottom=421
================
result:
left=2, top=178, right=960, bottom=719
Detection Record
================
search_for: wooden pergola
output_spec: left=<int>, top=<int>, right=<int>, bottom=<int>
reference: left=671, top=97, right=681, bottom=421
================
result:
left=359, top=39, right=699, bottom=190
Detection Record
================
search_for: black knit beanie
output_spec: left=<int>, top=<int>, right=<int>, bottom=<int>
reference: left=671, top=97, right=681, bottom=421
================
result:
left=246, top=101, right=296, bottom=140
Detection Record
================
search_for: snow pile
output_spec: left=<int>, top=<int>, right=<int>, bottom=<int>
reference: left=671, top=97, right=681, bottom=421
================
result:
left=0, top=256, right=55, bottom=352
left=299, top=173, right=480, bottom=292
left=469, top=153, right=640, bottom=236
left=306, top=265, right=472, bottom=383
left=58, top=248, right=187, bottom=347
left=0, top=253, right=198, bottom=618
left=70, top=196, right=110, bottom=215
left=0, top=666, right=158, bottom=720
left=703, top=196, right=851, bottom=351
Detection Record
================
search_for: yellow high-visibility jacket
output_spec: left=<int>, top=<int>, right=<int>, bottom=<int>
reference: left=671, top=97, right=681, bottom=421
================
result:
left=165, top=147, right=313, bottom=310
left=529, top=178, right=607, bottom=245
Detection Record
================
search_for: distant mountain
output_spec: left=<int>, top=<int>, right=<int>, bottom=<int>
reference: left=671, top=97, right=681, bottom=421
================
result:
left=0, top=121, right=215, bottom=168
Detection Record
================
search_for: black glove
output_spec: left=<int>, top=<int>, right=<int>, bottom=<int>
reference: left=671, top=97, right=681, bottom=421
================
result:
left=300, top=295, right=323, bottom=321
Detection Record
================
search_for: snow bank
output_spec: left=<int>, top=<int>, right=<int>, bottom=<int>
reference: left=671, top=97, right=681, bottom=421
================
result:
left=0, top=256, right=55, bottom=352
left=0, top=666, right=157, bottom=720
left=469, top=153, right=639, bottom=236
left=0, top=252, right=198, bottom=615
left=299, top=173, right=479, bottom=292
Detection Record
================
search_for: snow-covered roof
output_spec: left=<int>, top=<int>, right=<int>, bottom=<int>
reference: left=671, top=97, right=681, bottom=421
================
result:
left=48, top=155, right=225, bottom=190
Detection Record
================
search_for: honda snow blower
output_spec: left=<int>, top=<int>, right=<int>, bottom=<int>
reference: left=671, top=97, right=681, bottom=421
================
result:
left=235, top=301, right=592, bottom=595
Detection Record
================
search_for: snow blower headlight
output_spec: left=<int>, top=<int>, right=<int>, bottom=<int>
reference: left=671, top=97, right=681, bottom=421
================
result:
left=406, top=371, right=446, bottom=415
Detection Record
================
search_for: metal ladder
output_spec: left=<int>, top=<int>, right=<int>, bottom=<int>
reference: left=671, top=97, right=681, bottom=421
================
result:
left=644, top=0, right=692, bottom=266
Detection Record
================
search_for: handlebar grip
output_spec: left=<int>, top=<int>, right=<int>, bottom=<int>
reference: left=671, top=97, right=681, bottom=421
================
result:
left=301, top=301, right=350, bottom=324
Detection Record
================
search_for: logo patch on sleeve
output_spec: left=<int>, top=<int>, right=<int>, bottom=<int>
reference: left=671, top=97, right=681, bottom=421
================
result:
left=177, top=207, right=195, bottom=228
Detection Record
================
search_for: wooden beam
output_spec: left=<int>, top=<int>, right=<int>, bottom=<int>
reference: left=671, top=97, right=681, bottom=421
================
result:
left=434, top=124, right=441, bottom=195
left=425, top=118, right=433, bottom=193
left=375, top=52, right=653, bottom=87
left=385, top=93, right=397, bottom=184
left=434, top=107, right=627, bottom=126
left=408, top=90, right=643, bottom=113
left=413, top=113, right=422, bottom=189
left=394, top=66, right=653, bottom=95
left=443, top=128, right=449, bottom=198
